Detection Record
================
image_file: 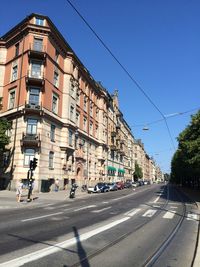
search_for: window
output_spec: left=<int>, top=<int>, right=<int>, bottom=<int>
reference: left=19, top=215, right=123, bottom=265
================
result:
left=35, top=17, right=44, bottom=26
left=29, top=87, right=40, bottom=106
left=15, top=43, right=19, bottom=57
left=9, top=90, right=15, bottom=109
left=95, top=125, right=98, bottom=138
left=52, top=94, right=58, bottom=114
left=84, top=96, right=87, bottom=111
left=70, top=105, right=74, bottom=121
left=70, top=82, right=75, bottom=98
left=49, top=151, right=54, bottom=169
left=24, top=148, right=35, bottom=166
left=96, top=108, right=99, bottom=120
left=90, top=102, right=93, bottom=116
left=55, top=50, right=59, bottom=63
left=89, top=121, right=93, bottom=134
left=76, top=90, right=80, bottom=105
left=11, top=61, right=18, bottom=81
left=68, top=129, right=73, bottom=146
left=27, top=119, right=37, bottom=135
left=83, top=116, right=87, bottom=131
left=76, top=112, right=80, bottom=127
left=33, top=38, right=43, bottom=51
left=31, top=61, right=42, bottom=78
left=50, top=125, right=55, bottom=141
left=53, top=69, right=59, bottom=87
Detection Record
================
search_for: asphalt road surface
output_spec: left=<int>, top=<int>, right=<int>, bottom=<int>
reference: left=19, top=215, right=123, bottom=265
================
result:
left=0, top=184, right=199, bottom=267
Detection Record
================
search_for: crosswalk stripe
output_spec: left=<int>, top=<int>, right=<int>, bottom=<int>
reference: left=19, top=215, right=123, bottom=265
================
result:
left=163, top=210, right=176, bottom=219
left=124, top=208, right=141, bottom=217
left=142, top=209, right=157, bottom=217
left=187, top=213, right=198, bottom=221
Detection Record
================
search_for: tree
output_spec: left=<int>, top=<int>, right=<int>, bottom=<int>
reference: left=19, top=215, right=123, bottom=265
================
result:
left=134, top=162, right=143, bottom=181
left=171, top=110, right=200, bottom=187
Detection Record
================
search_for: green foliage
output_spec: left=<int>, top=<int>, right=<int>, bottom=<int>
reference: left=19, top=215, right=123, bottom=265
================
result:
left=171, top=110, right=200, bottom=187
left=0, top=118, right=11, bottom=151
left=134, top=162, right=143, bottom=180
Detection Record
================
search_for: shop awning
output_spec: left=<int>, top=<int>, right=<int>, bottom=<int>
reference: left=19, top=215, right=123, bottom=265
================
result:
left=107, top=166, right=116, bottom=171
left=118, top=169, right=125, bottom=173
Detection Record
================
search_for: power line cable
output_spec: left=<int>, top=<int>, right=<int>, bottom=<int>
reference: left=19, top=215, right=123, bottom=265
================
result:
left=66, top=0, right=176, bottom=150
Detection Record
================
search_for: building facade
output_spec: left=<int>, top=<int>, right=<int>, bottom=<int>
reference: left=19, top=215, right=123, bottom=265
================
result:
left=0, top=14, right=161, bottom=191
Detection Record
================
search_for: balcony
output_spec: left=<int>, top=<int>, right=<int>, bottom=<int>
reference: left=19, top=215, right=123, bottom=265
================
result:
left=120, top=140, right=125, bottom=144
left=110, top=145, right=117, bottom=151
left=23, top=101, right=43, bottom=115
left=28, top=43, right=46, bottom=61
left=20, top=133, right=41, bottom=148
left=111, top=131, right=117, bottom=137
left=116, top=124, right=121, bottom=130
left=26, top=70, right=45, bottom=87
left=120, top=151, right=126, bottom=156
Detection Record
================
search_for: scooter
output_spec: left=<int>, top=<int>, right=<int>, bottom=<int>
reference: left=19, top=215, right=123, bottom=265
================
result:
left=69, top=184, right=78, bottom=199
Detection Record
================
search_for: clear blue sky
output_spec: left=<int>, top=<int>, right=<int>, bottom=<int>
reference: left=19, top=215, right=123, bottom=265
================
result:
left=1, top=0, right=200, bottom=173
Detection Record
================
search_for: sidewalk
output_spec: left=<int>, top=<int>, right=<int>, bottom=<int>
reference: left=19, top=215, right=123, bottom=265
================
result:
left=178, top=186, right=200, bottom=267
left=0, top=188, right=88, bottom=209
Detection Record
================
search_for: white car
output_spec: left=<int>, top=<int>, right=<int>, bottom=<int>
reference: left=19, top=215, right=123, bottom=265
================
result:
left=87, top=185, right=101, bottom=194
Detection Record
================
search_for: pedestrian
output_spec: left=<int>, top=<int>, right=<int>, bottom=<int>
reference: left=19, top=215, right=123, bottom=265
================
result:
left=55, top=179, right=59, bottom=192
left=16, top=180, right=23, bottom=202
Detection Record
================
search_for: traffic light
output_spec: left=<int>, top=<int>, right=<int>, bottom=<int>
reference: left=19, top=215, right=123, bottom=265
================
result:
left=32, top=157, right=38, bottom=170
left=30, top=157, right=38, bottom=170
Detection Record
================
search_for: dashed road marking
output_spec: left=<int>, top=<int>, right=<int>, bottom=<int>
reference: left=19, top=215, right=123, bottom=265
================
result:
left=21, top=212, right=64, bottom=222
left=92, top=207, right=111, bottom=213
left=74, top=205, right=97, bottom=211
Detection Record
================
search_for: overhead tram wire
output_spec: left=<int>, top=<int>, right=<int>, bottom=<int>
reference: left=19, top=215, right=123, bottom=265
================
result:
left=131, top=106, right=200, bottom=128
left=66, top=0, right=176, bottom=150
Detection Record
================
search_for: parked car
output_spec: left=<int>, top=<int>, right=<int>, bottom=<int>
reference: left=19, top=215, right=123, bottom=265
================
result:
left=99, top=183, right=110, bottom=193
left=132, top=182, right=139, bottom=187
left=124, top=181, right=132, bottom=188
left=116, top=181, right=124, bottom=190
left=87, top=184, right=101, bottom=194
left=107, top=182, right=118, bottom=191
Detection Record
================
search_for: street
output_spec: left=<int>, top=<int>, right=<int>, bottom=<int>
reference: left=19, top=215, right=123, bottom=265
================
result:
left=0, top=184, right=199, bottom=267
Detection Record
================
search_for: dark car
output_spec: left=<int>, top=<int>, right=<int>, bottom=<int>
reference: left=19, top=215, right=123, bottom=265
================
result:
left=98, top=183, right=110, bottom=193
left=124, top=181, right=132, bottom=188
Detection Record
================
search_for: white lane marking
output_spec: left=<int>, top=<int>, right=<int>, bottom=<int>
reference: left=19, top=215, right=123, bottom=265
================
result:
left=153, top=205, right=160, bottom=208
left=2, top=217, right=130, bottom=267
left=153, top=196, right=160, bottom=203
left=92, top=207, right=111, bottom=213
left=56, top=204, right=71, bottom=208
left=142, top=209, right=157, bottom=217
left=163, top=210, right=176, bottom=219
left=74, top=205, right=96, bottom=211
left=43, top=207, right=55, bottom=210
left=124, top=208, right=141, bottom=217
left=21, top=212, right=63, bottom=222
left=187, top=213, right=198, bottom=221
left=170, top=206, right=178, bottom=209
left=102, top=201, right=109, bottom=204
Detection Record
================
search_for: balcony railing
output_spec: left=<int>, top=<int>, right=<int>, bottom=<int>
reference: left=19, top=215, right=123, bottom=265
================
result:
left=26, top=70, right=45, bottom=87
left=20, top=133, right=41, bottom=147
left=28, top=43, right=47, bottom=60
left=23, top=101, right=43, bottom=115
